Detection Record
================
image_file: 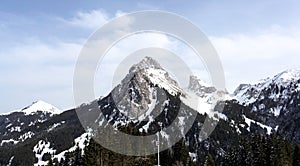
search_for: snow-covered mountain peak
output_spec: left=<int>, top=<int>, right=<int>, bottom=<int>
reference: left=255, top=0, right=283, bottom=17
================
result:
left=189, top=75, right=209, bottom=87
left=252, top=68, right=300, bottom=88
left=233, top=68, right=300, bottom=106
left=130, top=56, right=162, bottom=72
left=125, top=56, right=182, bottom=96
left=111, top=57, right=184, bottom=120
left=20, top=100, right=62, bottom=115
left=272, top=68, right=300, bottom=84
left=188, top=75, right=217, bottom=98
left=189, top=76, right=215, bottom=91
left=2, top=100, right=62, bottom=116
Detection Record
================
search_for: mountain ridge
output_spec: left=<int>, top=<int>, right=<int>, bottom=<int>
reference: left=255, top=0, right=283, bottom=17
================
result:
left=0, top=57, right=300, bottom=165
left=3, top=66, right=300, bottom=116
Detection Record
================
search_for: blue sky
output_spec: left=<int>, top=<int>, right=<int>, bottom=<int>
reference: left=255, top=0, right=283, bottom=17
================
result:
left=1, top=0, right=300, bottom=112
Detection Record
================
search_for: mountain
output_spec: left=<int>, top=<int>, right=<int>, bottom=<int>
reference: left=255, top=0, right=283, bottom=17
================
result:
left=0, top=58, right=299, bottom=165
left=0, top=100, right=61, bottom=139
left=110, top=56, right=183, bottom=120
left=232, top=68, right=300, bottom=144
left=234, top=68, right=300, bottom=106
left=0, top=101, right=84, bottom=166
left=188, top=75, right=216, bottom=97
left=1, top=100, right=61, bottom=116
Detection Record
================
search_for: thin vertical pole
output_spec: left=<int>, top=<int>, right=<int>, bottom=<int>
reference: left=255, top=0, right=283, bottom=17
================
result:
left=157, top=132, right=160, bottom=166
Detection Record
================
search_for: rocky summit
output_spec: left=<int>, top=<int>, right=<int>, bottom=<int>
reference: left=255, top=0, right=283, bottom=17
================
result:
left=0, top=57, right=300, bottom=165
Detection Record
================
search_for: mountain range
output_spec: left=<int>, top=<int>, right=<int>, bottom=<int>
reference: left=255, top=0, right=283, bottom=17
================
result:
left=0, top=57, right=299, bottom=166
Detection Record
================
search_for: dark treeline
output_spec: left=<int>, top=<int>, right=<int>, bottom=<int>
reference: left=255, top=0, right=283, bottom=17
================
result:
left=47, top=133, right=300, bottom=166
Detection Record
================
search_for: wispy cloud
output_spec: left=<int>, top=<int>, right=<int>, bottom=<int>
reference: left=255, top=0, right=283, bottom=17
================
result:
left=59, top=9, right=109, bottom=29
left=210, top=25, right=300, bottom=91
left=0, top=39, right=82, bottom=111
left=1, top=7, right=300, bottom=113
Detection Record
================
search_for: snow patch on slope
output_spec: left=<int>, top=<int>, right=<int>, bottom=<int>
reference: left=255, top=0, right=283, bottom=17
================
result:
left=243, top=115, right=273, bottom=134
left=0, top=139, right=19, bottom=146
left=8, top=126, right=21, bottom=132
left=181, top=91, right=227, bottom=121
left=52, top=131, right=92, bottom=162
left=19, top=131, right=35, bottom=142
left=145, top=68, right=183, bottom=96
left=7, top=156, right=14, bottom=166
left=33, top=140, right=56, bottom=166
left=48, top=121, right=65, bottom=132
left=32, top=131, right=92, bottom=166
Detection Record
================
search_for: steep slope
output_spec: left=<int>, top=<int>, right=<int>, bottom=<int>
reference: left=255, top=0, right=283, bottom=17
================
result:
left=0, top=101, right=86, bottom=166
left=75, top=57, right=237, bottom=164
left=232, top=68, right=300, bottom=143
left=234, top=68, right=300, bottom=107
left=0, top=107, right=85, bottom=165
left=110, top=56, right=184, bottom=120
left=0, top=59, right=300, bottom=165
left=78, top=56, right=200, bottom=136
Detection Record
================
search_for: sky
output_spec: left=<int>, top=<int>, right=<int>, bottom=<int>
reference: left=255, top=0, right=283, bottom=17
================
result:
left=1, top=0, right=300, bottom=113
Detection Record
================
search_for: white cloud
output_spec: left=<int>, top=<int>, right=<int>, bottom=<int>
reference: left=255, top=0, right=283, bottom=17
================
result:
left=2, top=8, right=300, bottom=113
left=0, top=39, right=82, bottom=111
left=115, top=10, right=127, bottom=17
left=94, top=32, right=209, bottom=97
left=61, top=9, right=109, bottom=29
left=210, top=25, right=300, bottom=92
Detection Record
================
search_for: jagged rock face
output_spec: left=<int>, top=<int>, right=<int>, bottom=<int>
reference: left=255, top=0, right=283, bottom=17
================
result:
left=111, top=56, right=181, bottom=120
left=130, top=56, right=163, bottom=72
left=188, top=75, right=216, bottom=97
left=112, top=68, right=154, bottom=119
left=74, top=57, right=191, bottom=138
left=1, top=57, right=300, bottom=165
left=233, top=84, right=251, bottom=96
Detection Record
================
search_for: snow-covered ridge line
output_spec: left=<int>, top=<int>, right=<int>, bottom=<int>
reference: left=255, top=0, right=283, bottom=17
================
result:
left=233, top=68, right=300, bottom=105
left=127, top=56, right=184, bottom=96
left=145, top=68, right=184, bottom=96
left=271, top=68, right=300, bottom=84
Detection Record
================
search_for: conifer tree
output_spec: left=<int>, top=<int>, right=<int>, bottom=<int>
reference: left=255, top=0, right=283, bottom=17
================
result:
left=293, top=144, right=300, bottom=166
left=204, top=153, right=215, bottom=166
